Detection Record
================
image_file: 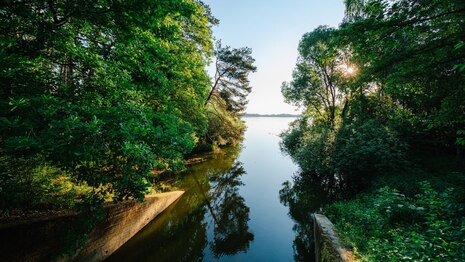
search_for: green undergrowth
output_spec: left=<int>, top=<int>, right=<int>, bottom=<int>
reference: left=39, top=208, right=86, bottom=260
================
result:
left=324, top=158, right=465, bottom=261
left=194, top=100, right=245, bottom=154
left=0, top=155, right=93, bottom=214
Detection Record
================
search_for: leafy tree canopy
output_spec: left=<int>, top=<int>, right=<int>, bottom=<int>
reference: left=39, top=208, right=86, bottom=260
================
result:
left=339, top=0, right=465, bottom=146
left=206, top=41, right=257, bottom=115
left=0, top=0, right=215, bottom=201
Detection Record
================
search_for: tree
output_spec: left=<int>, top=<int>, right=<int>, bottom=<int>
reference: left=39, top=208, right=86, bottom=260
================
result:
left=280, top=25, right=407, bottom=190
left=281, top=26, right=352, bottom=127
left=206, top=41, right=257, bottom=115
left=196, top=41, right=256, bottom=151
left=0, top=0, right=215, bottom=202
left=339, top=0, right=465, bottom=150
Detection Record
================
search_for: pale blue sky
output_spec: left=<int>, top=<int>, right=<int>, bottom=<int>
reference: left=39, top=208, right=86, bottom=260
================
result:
left=203, top=0, right=345, bottom=114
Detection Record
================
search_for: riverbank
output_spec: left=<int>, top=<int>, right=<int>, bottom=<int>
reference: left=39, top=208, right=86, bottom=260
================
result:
left=323, top=154, right=465, bottom=260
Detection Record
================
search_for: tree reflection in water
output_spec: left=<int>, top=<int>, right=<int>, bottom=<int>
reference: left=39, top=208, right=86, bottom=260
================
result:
left=193, top=159, right=254, bottom=258
left=107, top=147, right=254, bottom=261
left=183, top=146, right=255, bottom=259
left=208, top=161, right=254, bottom=257
left=279, top=173, right=341, bottom=262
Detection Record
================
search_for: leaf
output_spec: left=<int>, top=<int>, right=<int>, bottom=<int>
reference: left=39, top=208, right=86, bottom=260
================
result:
left=454, top=41, right=464, bottom=50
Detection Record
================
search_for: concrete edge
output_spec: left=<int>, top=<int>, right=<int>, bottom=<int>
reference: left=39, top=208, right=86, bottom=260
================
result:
left=75, top=190, right=185, bottom=261
left=313, top=213, right=359, bottom=262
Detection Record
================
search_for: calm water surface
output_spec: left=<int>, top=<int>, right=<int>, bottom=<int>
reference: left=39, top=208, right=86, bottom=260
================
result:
left=108, top=117, right=299, bottom=261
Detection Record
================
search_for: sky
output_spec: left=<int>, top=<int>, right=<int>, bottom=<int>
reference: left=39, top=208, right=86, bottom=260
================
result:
left=203, top=0, right=345, bottom=114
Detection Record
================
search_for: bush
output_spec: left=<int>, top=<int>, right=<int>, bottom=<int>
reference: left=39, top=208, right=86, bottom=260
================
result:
left=0, top=155, right=91, bottom=212
left=281, top=116, right=406, bottom=188
left=333, top=118, right=407, bottom=183
left=195, top=98, right=245, bottom=153
left=325, top=182, right=465, bottom=261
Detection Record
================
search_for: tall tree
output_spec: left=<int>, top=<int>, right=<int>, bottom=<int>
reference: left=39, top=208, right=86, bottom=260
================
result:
left=206, top=41, right=257, bottom=115
left=281, top=26, right=352, bottom=127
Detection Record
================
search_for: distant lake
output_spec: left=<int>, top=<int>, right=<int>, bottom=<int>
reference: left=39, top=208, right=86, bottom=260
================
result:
left=108, top=117, right=301, bottom=261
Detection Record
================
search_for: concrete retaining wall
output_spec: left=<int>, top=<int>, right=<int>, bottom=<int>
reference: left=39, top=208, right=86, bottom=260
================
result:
left=0, top=191, right=184, bottom=262
left=313, top=213, right=359, bottom=262
left=75, top=191, right=184, bottom=261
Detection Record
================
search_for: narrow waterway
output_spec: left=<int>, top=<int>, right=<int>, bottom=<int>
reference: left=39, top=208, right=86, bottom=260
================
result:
left=108, top=117, right=300, bottom=261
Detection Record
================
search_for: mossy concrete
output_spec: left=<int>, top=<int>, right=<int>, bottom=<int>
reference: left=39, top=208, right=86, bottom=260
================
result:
left=313, top=213, right=359, bottom=262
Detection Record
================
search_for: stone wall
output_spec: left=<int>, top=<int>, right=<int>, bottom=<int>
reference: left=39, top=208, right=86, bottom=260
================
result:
left=313, top=213, right=359, bottom=262
left=0, top=191, right=184, bottom=262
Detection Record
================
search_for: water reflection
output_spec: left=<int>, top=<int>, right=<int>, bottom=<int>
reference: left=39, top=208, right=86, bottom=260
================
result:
left=279, top=173, right=340, bottom=262
left=209, top=162, right=254, bottom=257
left=108, top=147, right=253, bottom=261
left=109, top=117, right=299, bottom=261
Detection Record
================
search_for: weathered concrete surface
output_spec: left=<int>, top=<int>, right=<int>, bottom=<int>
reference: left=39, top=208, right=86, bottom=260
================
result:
left=313, top=213, right=359, bottom=262
left=75, top=191, right=184, bottom=261
left=0, top=191, right=184, bottom=262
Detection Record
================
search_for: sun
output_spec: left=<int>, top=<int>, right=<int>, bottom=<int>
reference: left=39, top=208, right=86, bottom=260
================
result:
left=341, top=64, right=357, bottom=76
left=346, top=66, right=355, bottom=75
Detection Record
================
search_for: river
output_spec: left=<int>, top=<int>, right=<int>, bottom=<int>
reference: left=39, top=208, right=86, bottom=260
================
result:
left=108, top=117, right=301, bottom=261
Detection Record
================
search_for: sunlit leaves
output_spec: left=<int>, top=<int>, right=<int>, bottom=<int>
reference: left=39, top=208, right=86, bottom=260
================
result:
left=0, top=0, right=215, bottom=201
left=282, top=26, right=354, bottom=126
left=339, top=0, right=465, bottom=148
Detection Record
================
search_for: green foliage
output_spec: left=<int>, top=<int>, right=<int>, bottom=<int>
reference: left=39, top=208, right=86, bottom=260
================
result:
left=281, top=26, right=351, bottom=126
left=0, top=1, right=254, bottom=257
left=281, top=96, right=406, bottom=188
left=0, top=0, right=215, bottom=203
left=454, top=42, right=465, bottom=147
left=206, top=41, right=257, bottom=114
left=454, top=41, right=465, bottom=72
left=280, top=152, right=465, bottom=261
left=333, top=118, right=406, bottom=180
left=343, top=0, right=369, bottom=20
left=0, top=154, right=91, bottom=211
left=280, top=24, right=410, bottom=188
left=197, top=98, right=245, bottom=152
left=325, top=182, right=465, bottom=261
left=339, top=0, right=465, bottom=150
left=458, top=130, right=465, bottom=146
left=281, top=1, right=465, bottom=260
left=199, top=40, right=255, bottom=152
left=282, top=0, right=465, bottom=195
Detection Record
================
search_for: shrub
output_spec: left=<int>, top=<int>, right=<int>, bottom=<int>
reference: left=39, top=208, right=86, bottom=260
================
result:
left=281, top=116, right=406, bottom=188
left=0, top=155, right=91, bottom=212
left=195, top=98, right=245, bottom=153
left=332, top=118, right=407, bottom=184
left=325, top=182, right=465, bottom=261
